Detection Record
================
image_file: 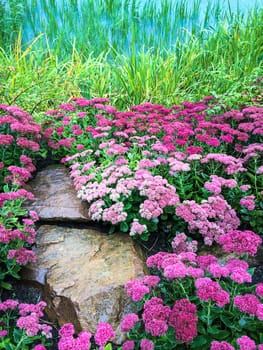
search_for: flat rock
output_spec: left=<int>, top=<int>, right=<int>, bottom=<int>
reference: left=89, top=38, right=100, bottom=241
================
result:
left=22, top=225, right=147, bottom=343
left=25, top=165, right=89, bottom=221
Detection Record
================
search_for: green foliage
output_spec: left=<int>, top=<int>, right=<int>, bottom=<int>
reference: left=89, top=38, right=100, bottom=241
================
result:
left=0, top=6, right=262, bottom=113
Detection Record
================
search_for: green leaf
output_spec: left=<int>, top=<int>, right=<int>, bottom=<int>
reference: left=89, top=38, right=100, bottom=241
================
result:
left=214, top=330, right=230, bottom=340
left=124, top=203, right=132, bottom=210
left=13, top=328, right=22, bottom=344
left=197, top=323, right=206, bottom=335
left=120, top=221, right=129, bottom=232
left=220, top=315, right=235, bottom=328
left=208, top=327, right=220, bottom=335
left=161, top=214, right=168, bottom=220
left=0, top=281, right=12, bottom=290
left=191, top=335, right=208, bottom=347
left=104, top=344, right=112, bottom=350
left=0, top=341, right=16, bottom=350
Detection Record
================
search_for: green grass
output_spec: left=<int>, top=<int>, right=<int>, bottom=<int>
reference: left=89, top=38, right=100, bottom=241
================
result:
left=0, top=3, right=262, bottom=114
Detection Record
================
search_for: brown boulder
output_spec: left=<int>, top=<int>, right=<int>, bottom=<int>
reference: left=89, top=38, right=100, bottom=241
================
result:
left=22, top=225, right=147, bottom=343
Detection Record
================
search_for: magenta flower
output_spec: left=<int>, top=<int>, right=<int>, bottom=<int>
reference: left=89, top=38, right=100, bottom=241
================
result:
left=234, top=294, right=260, bottom=315
left=140, top=338, right=154, bottom=350
left=240, top=195, right=255, bottom=210
left=34, top=345, right=47, bottom=350
left=236, top=336, right=256, bottom=350
left=0, top=330, right=8, bottom=337
left=125, top=279, right=150, bottom=302
left=59, top=323, right=75, bottom=337
left=169, top=299, right=197, bottom=343
left=121, top=313, right=139, bottom=332
left=218, top=230, right=262, bottom=256
left=122, top=340, right=135, bottom=350
left=256, top=283, right=263, bottom=297
left=210, top=340, right=235, bottom=349
left=94, top=322, right=115, bottom=348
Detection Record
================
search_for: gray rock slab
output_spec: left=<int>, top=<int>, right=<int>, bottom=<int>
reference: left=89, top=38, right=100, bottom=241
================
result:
left=25, top=165, right=89, bottom=221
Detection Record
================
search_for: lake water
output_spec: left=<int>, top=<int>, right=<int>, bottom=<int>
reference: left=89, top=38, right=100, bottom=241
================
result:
left=4, top=0, right=263, bottom=56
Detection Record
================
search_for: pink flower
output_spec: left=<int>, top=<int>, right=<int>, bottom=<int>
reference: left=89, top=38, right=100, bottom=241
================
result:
left=171, top=233, right=198, bottom=254
left=140, top=338, right=154, bottom=350
left=125, top=280, right=150, bottom=302
left=141, top=275, right=160, bottom=287
left=130, top=219, right=147, bottom=236
left=0, top=134, right=14, bottom=145
left=206, top=137, right=220, bottom=147
left=197, top=255, right=218, bottom=269
left=17, top=137, right=40, bottom=151
left=256, top=283, right=263, bottom=297
left=59, top=323, right=75, bottom=337
left=210, top=340, right=235, bottom=349
left=240, top=184, right=251, bottom=191
left=236, top=336, right=256, bottom=350
left=7, top=247, right=36, bottom=264
left=256, top=304, right=263, bottom=320
left=122, top=340, right=135, bottom=350
left=169, top=299, right=197, bottom=343
left=229, top=268, right=252, bottom=284
left=0, top=299, right=19, bottom=311
left=207, top=263, right=229, bottom=278
left=240, top=196, right=255, bottom=210
left=0, top=330, right=8, bottom=337
left=94, top=322, right=115, bottom=347
left=59, top=103, right=75, bottom=111
left=256, top=165, right=263, bottom=175
left=234, top=294, right=260, bottom=315
left=58, top=336, right=75, bottom=350
left=17, top=314, right=40, bottom=336
left=75, top=331, right=92, bottom=350
left=163, top=262, right=187, bottom=279
left=121, top=313, right=139, bottom=332
left=142, top=297, right=170, bottom=337
left=34, top=345, right=47, bottom=350
left=185, top=146, right=203, bottom=154
left=220, top=134, right=234, bottom=143
left=102, top=202, right=127, bottom=224
left=195, top=278, right=230, bottom=307
left=218, top=230, right=262, bottom=256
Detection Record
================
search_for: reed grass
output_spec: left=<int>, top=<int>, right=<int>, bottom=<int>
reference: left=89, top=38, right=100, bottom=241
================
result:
left=0, top=0, right=257, bottom=57
left=0, top=2, right=262, bottom=114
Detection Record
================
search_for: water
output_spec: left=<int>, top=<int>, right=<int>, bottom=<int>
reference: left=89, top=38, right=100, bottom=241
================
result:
left=2, top=0, right=263, bottom=56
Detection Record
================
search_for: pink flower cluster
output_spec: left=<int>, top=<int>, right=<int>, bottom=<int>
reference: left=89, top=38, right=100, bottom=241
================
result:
left=0, top=300, right=52, bottom=338
left=195, top=277, right=230, bottom=307
left=7, top=246, right=36, bottom=264
left=240, top=195, right=255, bottom=210
left=125, top=275, right=160, bottom=302
left=234, top=294, right=263, bottom=320
left=0, top=188, right=34, bottom=207
left=201, top=153, right=246, bottom=175
left=204, top=175, right=237, bottom=195
left=217, top=229, right=262, bottom=256
left=169, top=298, right=198, bottom=343
left=94, top=322, right=115, bottom=349
left=176, top=195, right=240, bottom=245
left=171, top=232, right=198, bottom=254
left=147, top=251, right=252, bottom=285
left=58, top=323, right=92, bottom=350
left=142, top=297, right=171, bottom=336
